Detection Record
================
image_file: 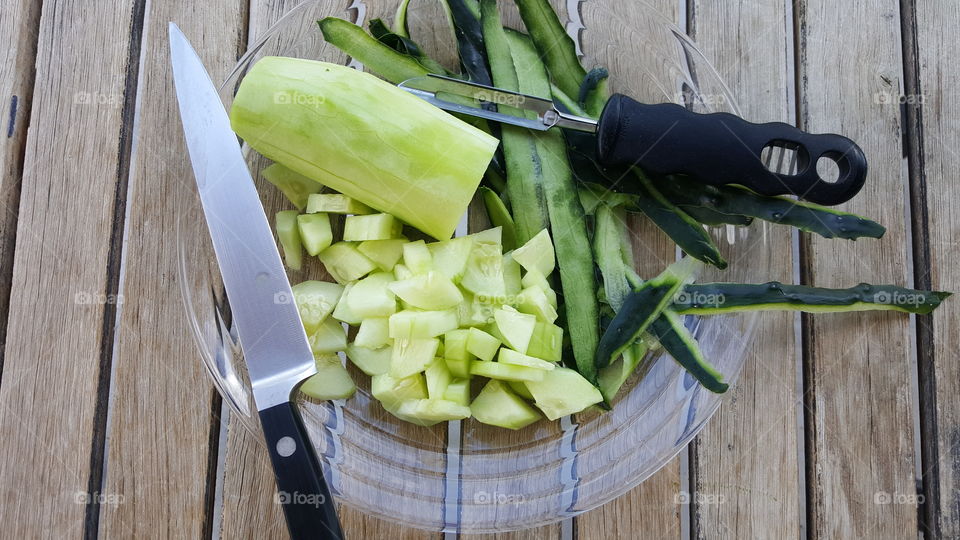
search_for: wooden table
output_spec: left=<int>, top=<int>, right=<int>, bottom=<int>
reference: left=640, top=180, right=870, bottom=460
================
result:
left=1, top=0, right=956, bottom=537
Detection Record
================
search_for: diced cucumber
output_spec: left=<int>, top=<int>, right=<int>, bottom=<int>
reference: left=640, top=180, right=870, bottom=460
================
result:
left=470, top=226, right=502, bottom=245
left=394, top=398, right=471, bottom=424
left=393, top=263, right=414, bottom=280
left=471, top=361, right=546, bottom=382
left=331, top=282, right=362, bottom=325
left=296, top=213, right=333, bottom=256
left=343, top=213, right=400, bottom=241
left=598, top=341, right=648, bottom=404
left=306, top=193, right=373, bottom=215
left=291, top=281, right=344, bottom=334
left=494, top=307, right=537, bottom=354
left=262, top=163, right=323, bottom=211
left=512, top=228, right=555, bottom=275
left=521, top=269, right=557, bottom=307
left=443, top=329, right=471, bottom=361
left=309, top=318, right=347, bottom=354
left=318, top=242, right=377, bottom=283
left=300, top=354, right=356, bottom=400
left=471, top=380, right=540, bottom=429
left=498, top=348, right=556, bottom=370
left=444, top=378, right=471, bottom=406
left=346, top=271, right=397, bottom=318
left=388, top=272, right=464, bottom=310
left=462, top=294, right=497, bottom=327
left=466, top=327, right=501, bottom=361
left=389, top=309, right=459, bottom=339
left=346, top=343, right=392, bottom=375
left=517, top=285, right=558, bottom=323
left=524, top=367, right=603, bottom=420
left=503, top=252, right=522, bottom=297
left=354, top=317, right=390, bottom=348
left=461, top=241, right=506, bottom=299
left=372, top=372, right=428, bottom=409
left=445, top=357, right=473, bottom=379
left=390, top=338, right=440, bottom=378
left=427, top=236, right=474, bottom=282
left=425, top=359, right=452, bottom=399
left=508, top=381, right=534, bottom=400
left=526, top=321, right=563, bottom=362
left=276, top=210, right=303, bottom=271
left=402, top=240, right=433, bottom=274
left=358, top=239, right=406, bottom=271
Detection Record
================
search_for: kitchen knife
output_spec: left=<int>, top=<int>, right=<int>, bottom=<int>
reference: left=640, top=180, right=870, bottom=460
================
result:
left=169, top=23, right=343, bottom=540
left=399, top=74, right=868, bottom=206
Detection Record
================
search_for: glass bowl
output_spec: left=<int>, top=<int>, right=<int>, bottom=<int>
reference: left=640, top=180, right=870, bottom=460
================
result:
left=178, top=0, right=770, bottom=533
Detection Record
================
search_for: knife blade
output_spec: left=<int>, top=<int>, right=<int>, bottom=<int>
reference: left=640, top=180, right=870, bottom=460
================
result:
left=169, top=23, right=343, bottom=540
left=399, top=74, right=868, bottom=206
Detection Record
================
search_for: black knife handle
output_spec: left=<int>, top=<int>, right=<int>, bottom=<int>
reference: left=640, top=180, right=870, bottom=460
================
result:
left=594, top=94, right=868, bottom=206
left=259, top=401, right=344, bottom=540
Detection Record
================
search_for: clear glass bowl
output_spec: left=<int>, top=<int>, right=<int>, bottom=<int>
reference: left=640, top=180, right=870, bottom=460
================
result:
left=178, top=0, right=769, bottom=533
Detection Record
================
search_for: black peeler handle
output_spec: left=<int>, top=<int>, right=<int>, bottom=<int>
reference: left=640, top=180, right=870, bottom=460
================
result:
left=594, top=94, right=868, bottom=206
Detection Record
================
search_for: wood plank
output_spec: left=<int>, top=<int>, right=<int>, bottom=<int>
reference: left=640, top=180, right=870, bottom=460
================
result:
left=0, top=0, right=142, bottom=536
left=0, top=0, right=43, bottom=371
left=796, top=1, right=918, bottom=538
left=686, top=1, right=802, bottom=538
left=913, top=1, right=960, bottom=537
left=575, top=0, right=684, bottom=537
left=96, top=2, right=247, bottom=538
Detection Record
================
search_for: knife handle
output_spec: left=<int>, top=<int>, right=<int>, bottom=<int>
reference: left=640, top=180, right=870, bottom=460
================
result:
left=594, top=94, right=868, bottom=206
left=259, top=401, right=344, bottom=540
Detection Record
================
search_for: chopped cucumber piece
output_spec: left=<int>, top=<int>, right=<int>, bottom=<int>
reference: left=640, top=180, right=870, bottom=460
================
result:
left=427, top=236, right=474, bottom=282
left=300, top=354, right=355, bottom=400
left=598, top=341, right=648, bottom=404
left=358, top=239, right=406, bottom=271
left=343, top=213, right=401, bottom=241
left=466, top=327, right=501, bottom=361
left=470, top=226, right=502, bottom=245
left=512, top=228, right=555, bottom=275
left=291, top=281, right=343, bottom=334
left=372, top=372, right=428, bottom=409
left=394, top=398, right=471, bottom=424
left=347, top=271, right=397, bottom=318
left=425, top=359, right=452, bottom=399
left=402, top=240, right=433, bottom=274
left=444, top=378, right=471, bottom=406
left=498, top=348, right=556, bottom=370
left=461, top=240, right=506, bottom=299
left=462, top=294, right=498, bottom=327
left=393, top=263, right=413, bottom=280
left=503, top=252, right=522, bottom=297
left=517, top=285, right=558, bottom=323
left=262, top=163, right=323, bottom=211
left=389, top=309, right=459, bottom=339
left=306, top=193, right=373, bottom=215
left=318, top=242, right=377, bottom=283
left=276, top=210, right=303, bottom=271
left=471, top=380, right=540, bottom=429
left=346, top=343, right=392, bottom=375
left=388, top=272, right=464, bottom=310
left=494, top=307, right=537, bottom=354
left=309, top=318, right=347, bottom=354
left=508, top=381, right=534, bottom=400
left=471, top=361, right=546, bottom=382
left=521, top=269, right=557, bottom=307
left=331, top=282, right=362, bottom=325
left=526, top=322, right=563, bottom=362
left=390, top=338, right=440, bottom=378
left=444, top=357, right=473, bottom=379
left=525, top=367, right=603, bottom=420
left=297, top=213, right=333, bottom=256
left=354, top=317, right=390, bottom=349
left=443, top=329, right=471, bottom=361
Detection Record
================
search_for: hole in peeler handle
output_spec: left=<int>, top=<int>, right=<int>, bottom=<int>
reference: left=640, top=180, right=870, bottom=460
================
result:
left=760, top=140, right=808, bottom=176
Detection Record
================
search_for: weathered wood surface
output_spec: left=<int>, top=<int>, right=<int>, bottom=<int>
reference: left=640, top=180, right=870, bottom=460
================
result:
left=0, top=0, right=953, bottom=538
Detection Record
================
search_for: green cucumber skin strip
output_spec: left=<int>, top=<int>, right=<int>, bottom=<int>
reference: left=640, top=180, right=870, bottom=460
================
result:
left=597, top=340, right=649, bottom=406
left=595, top=282, right=675, bottom=370
left=649, top=311, right=728, bottom=393
left=632, top=171, right=728, bottom=269
left=479, top=186, right=519, bottom=251
left=443, top=0, right=493, bottom=85
left=512, top=0, right=585, bottom=105
left=674, top=282, right=951, bottom=316
left=318, top=18, right=431, bottom=83
left=655, top=175, right=886, bottom=240
left=594, top=204, right=631, bottom=312
left=680, top=206, right=753, bottom=226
